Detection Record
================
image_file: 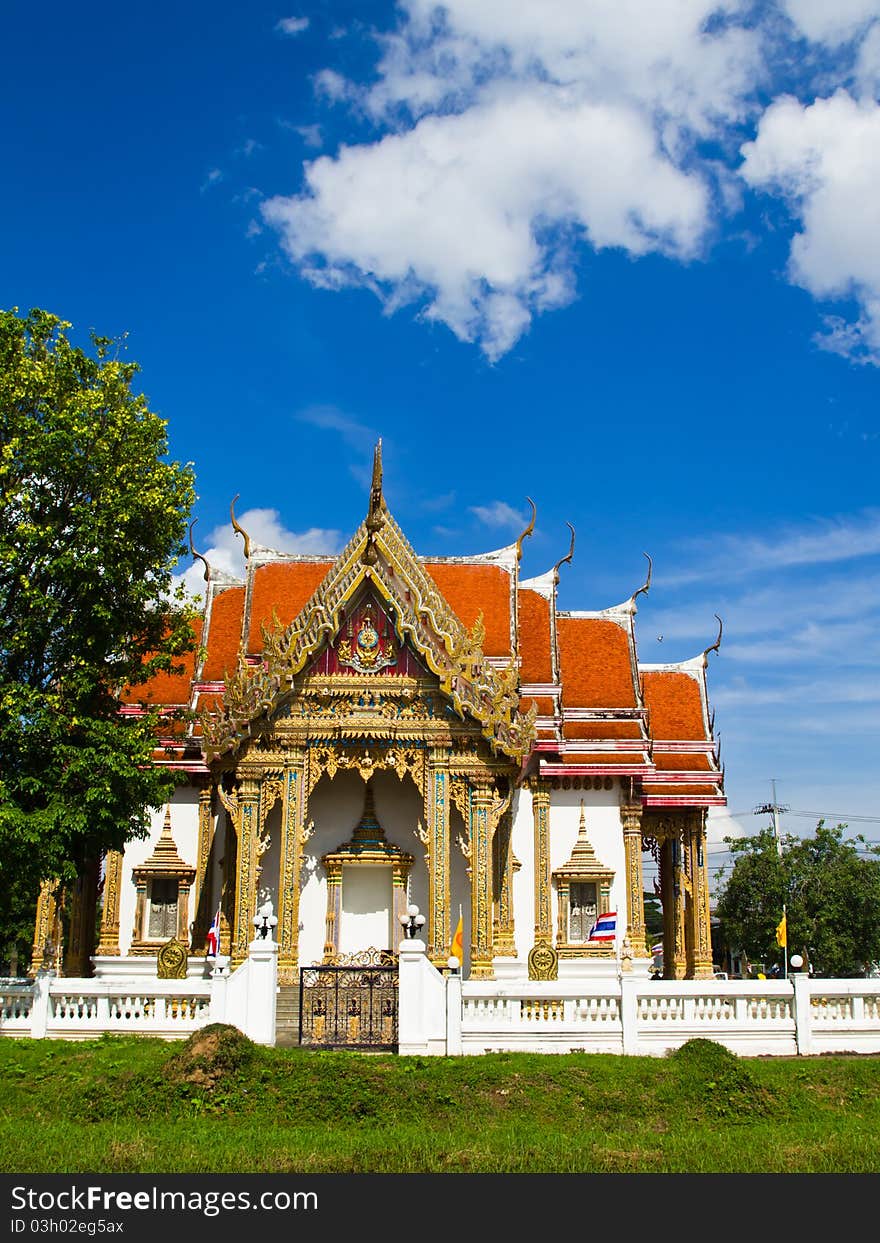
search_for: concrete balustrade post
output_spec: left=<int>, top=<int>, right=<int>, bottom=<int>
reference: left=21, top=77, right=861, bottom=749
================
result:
left=620, top=976, right=639, bottom=1055
left=792, top=972, right=813, bottom=1055
left=446, top=971, right=462, bottom=1056
left=31, top=970, right=53, bottom=1038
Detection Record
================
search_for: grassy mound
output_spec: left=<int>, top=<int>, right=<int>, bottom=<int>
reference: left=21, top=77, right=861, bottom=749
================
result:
left=665, top=1038, right=777, bottom=1119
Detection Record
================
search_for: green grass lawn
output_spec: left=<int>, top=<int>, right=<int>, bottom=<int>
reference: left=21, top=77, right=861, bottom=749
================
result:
left=1, top=1026, right=879, bottom=1173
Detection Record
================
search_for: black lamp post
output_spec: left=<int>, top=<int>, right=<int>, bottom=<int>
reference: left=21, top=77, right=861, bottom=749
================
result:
left=252, top=902, right=278, bottom=941
left=399, top=903, right=425, bottom=939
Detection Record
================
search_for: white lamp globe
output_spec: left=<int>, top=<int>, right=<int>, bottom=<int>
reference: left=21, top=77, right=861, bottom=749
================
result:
left=790, top=954, right=804, bottom=970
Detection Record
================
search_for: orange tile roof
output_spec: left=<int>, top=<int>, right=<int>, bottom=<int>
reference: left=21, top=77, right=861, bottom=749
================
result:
left=557, top=617, right=637, bottom=708
left=523, top=695, right=556, bottom=716
left=642, top=670, right=707, bottom=740
left=642, top=784, right=720, bottom=796
left=562, top=752, right=640, bottom=765
left=121, top=619, right=202, bottom=707
left=202, top=586, right=246, bottom=681
left=517, top=588, right=553, bottom=683
left=563, top=721, right=643, bottom=740
left=653, top=752, right=712, bottom=771
left=425, top=562, right=511, bottom=657
left=247, top=561, right=333, bottom=651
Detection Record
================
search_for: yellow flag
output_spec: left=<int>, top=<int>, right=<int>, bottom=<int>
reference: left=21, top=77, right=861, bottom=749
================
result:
left=450, top=915, right=464, bottom=961
left=775, top=913, right=787, bottom=948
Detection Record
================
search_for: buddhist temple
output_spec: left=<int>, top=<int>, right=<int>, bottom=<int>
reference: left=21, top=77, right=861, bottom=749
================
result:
left=32, top=442, right=725, bottom=985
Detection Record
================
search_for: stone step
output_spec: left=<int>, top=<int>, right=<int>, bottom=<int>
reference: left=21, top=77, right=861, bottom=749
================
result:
left=275, top=984, right=301, bottom=1046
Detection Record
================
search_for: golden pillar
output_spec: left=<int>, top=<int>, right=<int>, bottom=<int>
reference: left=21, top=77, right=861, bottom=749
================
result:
left=231, top=770, right=261, bottom=964
left=278, top=751, right=308, bottom=983
left=29, top=879, right=61, bottom=976
left=687, top=811, right=714, bottom=979
left=219, top=810, right=235, bottom=957
left=468, top=775, right=495, bottom=979
left=96, top=851, right=123, bottom=956
left=493, top=805, right=517, bottom=958
left=660, top=831, right=688, bottom=980
left=192, top=781, right=215, bottom=951
left=323, top=860, right=343, bottom=961
left=64, top=858, right=99, bottom=977
left=531, top=779, right=553, bottom=944
left=621, top=801, right=649, bottom=958
left=426, top=749, right=450, bottom=962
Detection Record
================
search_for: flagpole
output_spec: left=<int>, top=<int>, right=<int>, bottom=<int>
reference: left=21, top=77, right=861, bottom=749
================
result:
left=783, top=903, right=788, bottom=980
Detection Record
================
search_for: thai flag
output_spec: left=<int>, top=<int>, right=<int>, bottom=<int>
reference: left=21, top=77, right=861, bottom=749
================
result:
left=206, top=904, right=221, bottom=957
left=588, top=911, right=617, bottom=942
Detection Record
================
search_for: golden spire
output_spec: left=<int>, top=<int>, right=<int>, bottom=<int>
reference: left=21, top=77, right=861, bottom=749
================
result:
left=230, top=494, right=252, bottom=560
left=363, top=438, right=385, bottom=565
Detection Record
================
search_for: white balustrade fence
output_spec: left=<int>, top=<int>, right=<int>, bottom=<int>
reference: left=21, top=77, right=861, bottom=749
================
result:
left=455, top=974, right=880, bottom=1057
left=4, top=946, right=880, bottom=1058
left=0, top=936, right=279, bottom=1045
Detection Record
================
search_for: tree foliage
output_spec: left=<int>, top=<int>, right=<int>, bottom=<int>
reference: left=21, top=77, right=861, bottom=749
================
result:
left=0, top=307, right=196, bottom=959
left=715, top=822, right=880, bottom=977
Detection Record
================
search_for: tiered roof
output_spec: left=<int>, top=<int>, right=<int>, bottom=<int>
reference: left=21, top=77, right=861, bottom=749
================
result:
left=130, top=463, right=724, bottom=808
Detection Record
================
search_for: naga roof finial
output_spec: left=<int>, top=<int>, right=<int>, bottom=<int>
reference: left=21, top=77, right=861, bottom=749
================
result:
left=632, top=552, right=653, bottom=603
left=552, top=522, right=576, bottom=584
left=703, top=614, right=723, bottom=661
left=230, top=494, right=252, bottom=560
left=188, top=519, right=211, bottom=582
left=515, top=497, right=537, bottom=562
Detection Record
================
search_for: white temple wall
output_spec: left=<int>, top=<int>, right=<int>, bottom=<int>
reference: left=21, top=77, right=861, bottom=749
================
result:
left=297, top=770, right=425, bottom=966
left=116, top=788, right=199, bottom=955
left=258, top=804, right=282, bottom=916
left=509, top=789, right=534, bottom=964
left=449, top=805, right=470, bottom=971
left=547, top=783, right=626, bottom=948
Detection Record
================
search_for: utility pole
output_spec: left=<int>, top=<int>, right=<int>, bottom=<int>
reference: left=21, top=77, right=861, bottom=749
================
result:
left=753, top=779, right=789, bottom=857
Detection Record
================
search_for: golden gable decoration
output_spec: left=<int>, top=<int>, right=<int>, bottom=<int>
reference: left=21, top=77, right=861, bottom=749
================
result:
left=201, top=442, right=537, bottom=765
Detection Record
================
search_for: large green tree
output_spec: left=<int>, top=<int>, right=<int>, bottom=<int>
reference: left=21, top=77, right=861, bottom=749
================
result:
left=715, top=822, right=880, bottom=977
left=0, top=307, right=196, bottom=965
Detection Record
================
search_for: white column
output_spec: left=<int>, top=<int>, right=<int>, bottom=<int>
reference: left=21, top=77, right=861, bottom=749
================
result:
left=792, top=973, right=813, bottom=1056
left=446, top=972, right=462, bottom=1056
left=243, top=937, right=278, bottom=1046
left=31, top=970, right=53, bottom=1038
left=209, top=956, right=230, bottom=1024
left=620, top=976, right=639, bottom=1055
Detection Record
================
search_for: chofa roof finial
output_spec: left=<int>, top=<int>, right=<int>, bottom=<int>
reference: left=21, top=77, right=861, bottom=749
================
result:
left=632, top=552, right=653, bottom=603
left=230, top=494, right=252, bottom=560
left=188, top=519, right=211, bottom=582
left=552, top=522, right=576, bottom=584
left=515, top=497, right=537, bottom=562
left=703, top=614, right=723, bottom=660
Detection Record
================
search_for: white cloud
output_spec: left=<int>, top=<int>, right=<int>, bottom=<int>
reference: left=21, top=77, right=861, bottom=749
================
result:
left=741, top=91, right=880, bottom=363
left=664, top=508, right=880, bottom=584
left=781, top=0, right=880, bottom=47
left=261, top=2, right=880, bottom=362
left=174, top=508, right=341, bottom=600
left=276, top=16, right=309, bottom=37
left=264, top=86, right=708, bottom=359
left=469, top=500, right=527, bottom=530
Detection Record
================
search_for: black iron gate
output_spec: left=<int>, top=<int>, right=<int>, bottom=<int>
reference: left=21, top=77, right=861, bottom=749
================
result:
left=299, top=949, right=399, bottom=1050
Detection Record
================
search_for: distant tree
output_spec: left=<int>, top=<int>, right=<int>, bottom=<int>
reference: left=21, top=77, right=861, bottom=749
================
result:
left=643, top=891, right=663, bottom=939
left=0, top=307, right=196, bottom=965
left=715, top=822, right=880, bottom=977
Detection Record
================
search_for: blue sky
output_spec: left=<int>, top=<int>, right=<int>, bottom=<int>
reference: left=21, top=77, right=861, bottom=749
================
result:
left=3, top=2, right=879, bottom=872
